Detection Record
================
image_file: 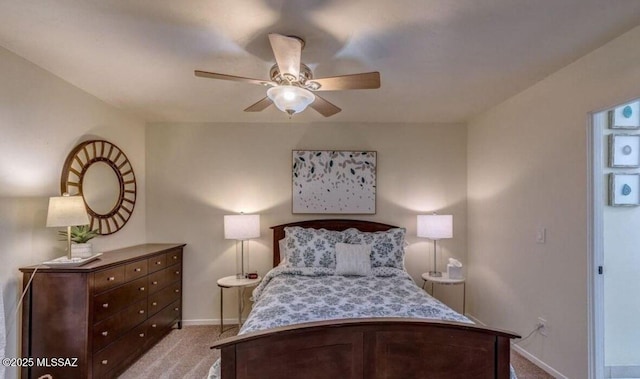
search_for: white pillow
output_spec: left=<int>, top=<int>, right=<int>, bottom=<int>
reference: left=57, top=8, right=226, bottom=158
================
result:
left=343, top=228, right=406, bottom=269
left=335, top=243, right=372, bottom=276
left=278, top=238, right=288, bottom=266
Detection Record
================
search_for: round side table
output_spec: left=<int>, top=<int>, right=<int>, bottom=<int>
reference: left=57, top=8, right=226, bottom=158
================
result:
left=421, top=272, right=466, bottom=314
left=217, top=275, right=261, bottom=334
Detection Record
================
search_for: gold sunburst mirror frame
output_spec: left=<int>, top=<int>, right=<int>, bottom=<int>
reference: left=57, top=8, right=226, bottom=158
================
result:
left=60, top=140, right=137, bottom=235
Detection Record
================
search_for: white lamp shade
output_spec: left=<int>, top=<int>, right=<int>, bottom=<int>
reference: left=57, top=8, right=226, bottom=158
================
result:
left=46, top=195, right=89, bottom=227
left=267, top=86, right=315, bottom=115
left=224, top=214, right=260, bottom=240
left=417, top=214, right=453, bottom=240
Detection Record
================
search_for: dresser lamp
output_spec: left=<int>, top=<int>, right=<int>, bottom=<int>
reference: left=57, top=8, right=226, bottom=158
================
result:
left=417, top=214, right=453, bottom=277
left=46, top=193, right=90, bottom=260
left=224, top=214, right=260, bottom=279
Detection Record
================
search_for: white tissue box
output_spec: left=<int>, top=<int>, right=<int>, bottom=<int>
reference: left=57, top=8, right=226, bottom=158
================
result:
left=447, top=264, right=463, bottom=279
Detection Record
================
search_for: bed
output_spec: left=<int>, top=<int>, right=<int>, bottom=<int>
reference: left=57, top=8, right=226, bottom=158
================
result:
left=209, top=219, right=519, bottom=379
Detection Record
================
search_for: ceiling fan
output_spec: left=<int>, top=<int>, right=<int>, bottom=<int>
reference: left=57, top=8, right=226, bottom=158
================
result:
left=194, top=33, right=381, bottom=117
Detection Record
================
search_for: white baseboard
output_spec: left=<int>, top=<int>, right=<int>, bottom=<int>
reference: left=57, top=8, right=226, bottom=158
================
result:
left=464, top=313, right=485, bottom=325
left=511, top=344, right=567, bottom=379
left=465, top=313, right=567, bottom=379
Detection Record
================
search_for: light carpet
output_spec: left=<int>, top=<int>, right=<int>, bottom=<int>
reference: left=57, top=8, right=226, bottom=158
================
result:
left=120, top=325, right=554, bottom=379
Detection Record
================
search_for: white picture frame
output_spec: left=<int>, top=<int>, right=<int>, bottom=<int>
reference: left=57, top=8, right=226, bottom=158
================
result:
left=608, top=101, right=640, bottom=129
left=292, top=150, right=376, bottom=214
left=609, top=173, right=640, bottom=207
left=609, top=134, right=640, bottom=168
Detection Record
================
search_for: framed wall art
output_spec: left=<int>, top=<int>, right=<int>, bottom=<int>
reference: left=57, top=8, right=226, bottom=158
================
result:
left=292, top=150, right=376, bottom=214
left=608, top=101, right=640, bottom=129
left=609, top=134, right=640, bottom=168
left=609, top=173, right=640, bottom=207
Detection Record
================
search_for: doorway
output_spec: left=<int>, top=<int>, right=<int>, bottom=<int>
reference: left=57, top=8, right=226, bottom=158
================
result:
left=590, top=99, right=640, bottom=379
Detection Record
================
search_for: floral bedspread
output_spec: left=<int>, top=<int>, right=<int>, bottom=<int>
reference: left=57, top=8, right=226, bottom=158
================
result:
left=209, top=267, right=516, bottom=378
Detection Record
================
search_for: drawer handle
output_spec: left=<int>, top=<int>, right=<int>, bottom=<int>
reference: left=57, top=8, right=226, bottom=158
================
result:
left=102, top=303, right=109, bottom=308
left=101, top=360, right=108, bottom=365
left=155, top=261, right=162, bottom=265
left=134, top=268, right=142, bottom=272
left=174, top=307, right=179, bottom=311
left=173, top=255, right=178, bottom=260
left=152, top=281, right=158, bottom=285
left=175, top=271, right=180, bottom=275
left=101, top=331, right=108, bottom=336
left=152, top=323, right=157, bottom=328
left=107, top=276, right=116, bottom=281
left=139, top=287, right=145, bottom=291
left=152, top=302, right=157, bottom=306
left=139, top=310, right=145, bottom=314
left=174, top=289, right=180, bottom=293
left=139, top=333, right=145, bottom=338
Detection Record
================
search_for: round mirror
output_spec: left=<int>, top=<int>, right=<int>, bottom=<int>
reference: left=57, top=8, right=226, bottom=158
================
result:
left=82, top=161, right=120, bottom=214
left=60, top=140, right=137, bottom=235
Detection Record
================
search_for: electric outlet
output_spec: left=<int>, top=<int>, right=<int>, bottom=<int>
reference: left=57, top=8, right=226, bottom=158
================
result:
left=537, top=317, right=548, bottom=336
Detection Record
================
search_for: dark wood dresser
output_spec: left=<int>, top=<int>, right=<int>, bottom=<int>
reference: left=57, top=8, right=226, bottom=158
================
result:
left=20, top=243, right=186, bottom=379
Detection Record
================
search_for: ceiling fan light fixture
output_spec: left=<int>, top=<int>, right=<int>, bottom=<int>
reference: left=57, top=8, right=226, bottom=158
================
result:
left=267, top=85, right=315, bottom=116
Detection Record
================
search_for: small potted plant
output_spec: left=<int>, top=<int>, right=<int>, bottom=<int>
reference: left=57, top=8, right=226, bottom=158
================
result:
left=59, top=225, right=99, bottom=258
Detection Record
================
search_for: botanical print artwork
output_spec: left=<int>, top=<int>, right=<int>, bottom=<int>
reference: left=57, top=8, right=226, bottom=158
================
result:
left=292, top=151, right=376, bottom=214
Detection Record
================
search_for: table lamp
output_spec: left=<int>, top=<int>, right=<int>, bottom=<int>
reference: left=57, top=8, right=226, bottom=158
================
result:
left=224, top=214, right=260, bottom=278
left=417, top=214, right=453, bottom=277
left=46, top=193, right=90, bottom=260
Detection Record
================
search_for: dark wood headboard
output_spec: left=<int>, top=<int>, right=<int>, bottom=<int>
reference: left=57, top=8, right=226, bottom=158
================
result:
left=270, top=219, right=398, bottom=267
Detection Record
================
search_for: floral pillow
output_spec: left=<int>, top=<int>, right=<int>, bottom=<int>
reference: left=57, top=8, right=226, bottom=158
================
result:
left=343, top=227, right=406, bottom=269
left=284, top=227, right=346, bottom=268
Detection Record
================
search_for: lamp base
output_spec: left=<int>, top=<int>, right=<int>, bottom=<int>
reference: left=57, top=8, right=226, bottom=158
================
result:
left=236, top=273, right=246, bottom=279
left=428, top=271, right=442, bottom=277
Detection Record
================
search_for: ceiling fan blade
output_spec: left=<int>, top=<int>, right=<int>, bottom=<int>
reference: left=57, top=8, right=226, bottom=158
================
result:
left=310, top=95, right=341, bottom=117
left=268, top=34, right=301, bottom=80
left=309, top=72, right=380, bottom=91
left=244, top=97, right=273, bottom=112
left=194, top=70, right=274, bottom=86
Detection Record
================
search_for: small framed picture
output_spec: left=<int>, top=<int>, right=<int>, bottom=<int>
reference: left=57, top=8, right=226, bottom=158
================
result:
left=609, top=134, right=640, bottom=167
left=609, top=173, right=640, bottom=206
left=608, top=101, right=640, bottom=129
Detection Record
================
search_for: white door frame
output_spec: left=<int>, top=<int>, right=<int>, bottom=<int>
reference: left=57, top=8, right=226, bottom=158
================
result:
left=588, top=111, right=605, bottom=379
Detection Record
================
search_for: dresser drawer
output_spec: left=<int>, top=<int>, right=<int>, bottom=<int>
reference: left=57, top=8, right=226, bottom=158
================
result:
left=148, top=265, right=176, bottom=294
left=94, top=277, right=148, bottom=322
left=165, top=249, right=182, bottom=266
left=124, top=259, right=148, bottom=281
left=148, top=281, right=181, bottom=316
left=93, top=323, right=148, bottom=379
left=147, top=254, right=167, bottom=273
left=92, top=299, right=147, bottom=352
left=166, top=264, right=182, bottom=283
left=94, top=266, right=125, bottom=294
left=146, top=300, right=181, bottom=345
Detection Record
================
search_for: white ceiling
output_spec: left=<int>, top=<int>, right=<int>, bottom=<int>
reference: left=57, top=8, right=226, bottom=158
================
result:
left=1, top=0, right=640, bottom=123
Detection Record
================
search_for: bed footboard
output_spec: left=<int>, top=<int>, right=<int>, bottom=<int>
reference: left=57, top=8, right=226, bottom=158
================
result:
left=211, top=318, right=519, bottom=379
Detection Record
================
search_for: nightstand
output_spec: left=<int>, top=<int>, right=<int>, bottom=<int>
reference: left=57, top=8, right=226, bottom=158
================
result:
left=421, top=272, right=466, bottom=314
left=217, top=275, right=261, bottom=334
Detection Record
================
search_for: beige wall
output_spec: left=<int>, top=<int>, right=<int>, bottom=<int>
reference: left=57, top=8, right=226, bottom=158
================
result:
left=145, top=122, right=468, bottom=323
left=0, top=46, right=147, bottom=379
left=467, top=25, right=640, bottom=378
